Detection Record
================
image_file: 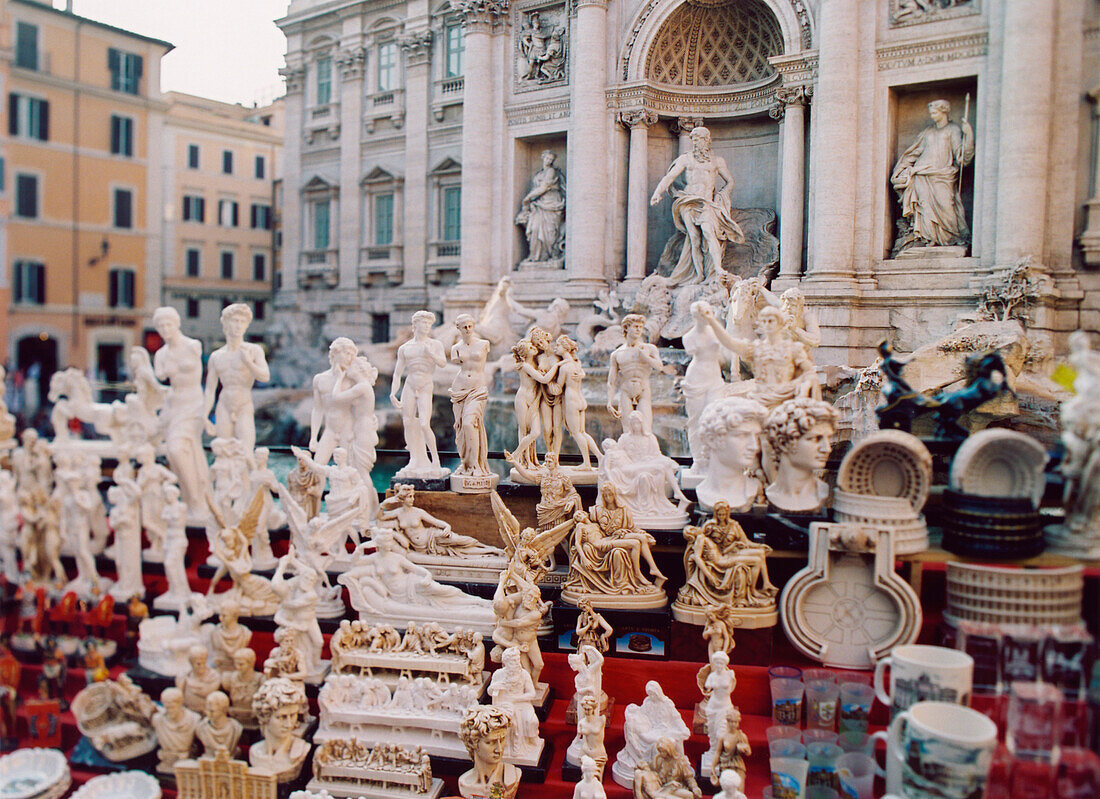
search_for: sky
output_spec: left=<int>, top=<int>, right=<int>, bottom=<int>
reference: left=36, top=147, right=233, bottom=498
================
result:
left=63, top=0, right=290, bottom=107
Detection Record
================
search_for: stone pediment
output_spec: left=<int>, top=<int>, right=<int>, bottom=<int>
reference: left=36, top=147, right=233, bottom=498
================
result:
left=303, top=175, right=337, bottom=192
left=429, top=156, right=462, bottom=174
left=361, top=166, right=403, bottom=184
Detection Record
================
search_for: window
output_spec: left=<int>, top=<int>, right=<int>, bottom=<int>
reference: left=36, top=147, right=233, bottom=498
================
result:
left=15, top=174, right=38, bottom=218
left=220, top=251, right=234, bottom=279
left=8, top=94, right=49, bottom=140
left=12, top=260, right=45, bottom=304
left=108, top=268, right=135, bottom=308
left=252, top=253, right=266, bottom=281
left=371, top=313, right=390, bottom=344
left=312, top=199, right=331, bottom=250
left=0, top=158, right=6, bottom=193
left=186, top=298, right=199, bottom=318
left=250, top=203, right=272, bottom=230
left=377, top=42, right=397, bottom=92
left=445, top=24, right=464, bottom=78
left=182, top=194, right=205, bottom=223
left=254, top=300, right=266, bottom=321
left=113, top=188, right=133, bottom=229
left=110, top=115, right=134, bottom=156
left=218, top=199, right=239, bottom=227
left=316, top=57, right=332, bottom=105
left=255, top=155, right=266, bottom=180
left=108, top=48, right=143, bottom=94
left=442, top=185, right=461, bottom=241
left=187, top=144, right=199, bottom=169
left=185, top=248, right=200, bottom=277
left=222, top=150, right=234, bottom=175
left=15, top=22, right=38, bottom=70
left=374, top=193, right=394, bottom=245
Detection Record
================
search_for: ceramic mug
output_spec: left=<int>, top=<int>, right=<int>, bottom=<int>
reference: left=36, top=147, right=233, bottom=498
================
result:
left=873, top=644, right=973, bottom=718
left=881, top=700, right=997, bottom=799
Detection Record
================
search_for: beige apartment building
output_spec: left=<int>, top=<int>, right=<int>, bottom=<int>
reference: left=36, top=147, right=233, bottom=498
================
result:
left=161, top=93, right=283, bottom=353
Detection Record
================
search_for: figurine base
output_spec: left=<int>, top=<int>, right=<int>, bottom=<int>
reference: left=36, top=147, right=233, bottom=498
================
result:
left=449, top=472, right=500, bottom=494
left=306, top=777, right=444, bottom=799
left=638, top=515, right=691, bottom=533
left=151, top=592, right=191, bottom=612
left=508, top=738, right=546, bottom=768
left=560, top=585, right=668, bottom=611
left=554, top=604, right=672, bottom=658
left=1043, top=525, right=1100, bottom=559
left=671, top=601, right=778, bottom=629
left=408, top=553, right=509, bottom=585
left=508, top=465, right=597, bottom=486
left=679, top=467, right=703, bottom=491
left=391, top=469, right=452, bottom=490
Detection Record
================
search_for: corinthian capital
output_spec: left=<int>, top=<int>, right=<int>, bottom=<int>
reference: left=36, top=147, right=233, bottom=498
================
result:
left=399, top=30, right=434, bottom=65
left=335, top=47, right=366, bottom=80
left=618, top=109, right=658, bottom=130
left=450, top=0, right=509, bottom=31
left=279, top=64, right=307, bottom=94
left=770, top=84, right=811, bottom=120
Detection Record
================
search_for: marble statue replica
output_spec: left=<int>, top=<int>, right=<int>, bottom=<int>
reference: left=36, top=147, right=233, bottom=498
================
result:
left=890, top=97, right=975, bottom=256
left=135, top=444, right=176, bottom=562
left=568, top=643, right=605, bottom=711
left=330, top=618, right=486, bottom=687
left=600, top=410, right=691, bottom=529
left=152, top=686, right=200, bottom=775
left=151, top=306, right=211, bottom=522
left=277, top=484, right=359, bottom=617
left=649, top=125, right=744, bottom=286
left=575, top=756, right=608, bottom=799
left=613, top=681, right=690, bottom=789
left=700, top=651, right=736, bottom=777
left=114, top=347, right=166, bottom=455
left=699, top=304, right=820, bottom=410
left=702, top=605, right=738, bottom=659
left=517, top=12, right=566, bottom=84
left=487, top=646, right=545, bottom=764
left=196, top=690, right=243, bottom=758
left=680, top=300, right=732, bottom=485
left=458, top=705, right=521, bottom=799
left=672, top=501, right=778, bottom=628
left=19, top=483, right=64, bottom=589
left=203, top=303, right=270, bottom=453
left=153, top=484, right=193, bottom=611
left=381, top=483, right=505, bottom=565
left=138, top=593, right=214, bottom=677
left=762, top=398, right=839, bottom=512
left=392, top=311, right=450, bottom=481
left=450, top=314, right=498, bottom=492
left=209, top=436, right=251, bottom=522
left=491, top=565, right=551, bottom=693
left=293, top=446, right=374, bottom=559
left=271, top=548, right=329, bottom=682
left=250, top=676, right=311, bottom=782
left=575, top=598, right=614, bottom=653
left=106, top=462, right=144, bottom=601
left=692, top=398, right=768, bottom=512
left=712, top=770, right=747, bottom=799
left=0, top=366, right=15, bottom=456
left=264, top=626, right=311, bottom=683
left=338, top=525, right=496, bottom=635
left=176, top=644, right=223, bottom=713
left=222, top=648, right=264, bottom=727
left=568, top=694, right=609, bottom=780
left=1047, top=330, right=1100, bottom=557
left=288, top=446, right=324, bottom=521
left=308, top=741, right=439, bottom=799
left=205, top=491, right=280, bottom=616
left=240, top=448, right=283, bottom=570
left=516, top=150, right=566, bottom=267
left=0, top=472, right=19, bottom=583
left=490, top=482, right=578, bottom=584
left=708, top=709, right=750, bottom=788
left=53, top=464, right=103, bottom=599
left=208, top=601, right=252, bottom=672
left=562, top=485, right=668, bottom=610
left=310, top=337, right=380, bottom=486
left=632, top=738, right=702, bottom=799
left=607, top=314, right=675, bottom=433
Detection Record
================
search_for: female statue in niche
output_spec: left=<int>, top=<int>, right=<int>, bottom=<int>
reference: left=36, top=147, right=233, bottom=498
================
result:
left=516, top=150, right=566, bottom=267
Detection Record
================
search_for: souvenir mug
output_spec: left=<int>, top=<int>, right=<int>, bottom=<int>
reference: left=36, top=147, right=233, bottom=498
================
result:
left=873, top=644, right=973, bottom=719
left=877, top=700, right=997, bottom=799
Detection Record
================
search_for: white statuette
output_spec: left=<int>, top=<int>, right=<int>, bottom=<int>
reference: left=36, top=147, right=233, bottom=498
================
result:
left=391, top=312, right=451, bottom=480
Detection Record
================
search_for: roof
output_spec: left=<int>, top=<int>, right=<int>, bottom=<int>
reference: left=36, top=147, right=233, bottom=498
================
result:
left=10, top=0, right=175, bottom=52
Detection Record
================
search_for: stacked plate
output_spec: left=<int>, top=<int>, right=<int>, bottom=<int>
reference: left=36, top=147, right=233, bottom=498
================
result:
left=942, top=429, right=1048, bottom=559
left=834, top=430, right=933, bottom=555
left=0, top=749, right=70, bottom=799
left=69, top=772, right=161, bottom=799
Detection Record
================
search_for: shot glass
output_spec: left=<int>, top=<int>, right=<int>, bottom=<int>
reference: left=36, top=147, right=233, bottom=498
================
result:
left=770, top=665, right=804, bottom=681
left=807, top=741, right=842, bottom=790
left=807, top=678, right=841, bottom=731
left=767, top=725, right=803, bottom=746
left=769, top=738, right=807, bottom=760
left=772, top=677, right=805, bottom=727
left=839, top=682, right=876, bottom=734
left=802, top=729, right=838, bottom=747
left=806, top=789, right=840, bottom=799
left=804, top=668, right=837, bottom=685
left=835, top=752, right=877, bottom=799
left=836, top=732, right=874, bottom=755
left=771, top=756, right=809, bottom=799
left=1007, top=681, right=1063, bottom=762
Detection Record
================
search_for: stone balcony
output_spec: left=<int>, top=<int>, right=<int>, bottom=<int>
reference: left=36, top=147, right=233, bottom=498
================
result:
left=358, top=245, right=404, bottom=286
left=298, top=249, right=339, bottom=288
left=432, top=76, right=464, bottom=121
left=427, top=241, right=460, bottom=285
left=366, top=89, right=405, bottom=132
left=305, top=102, right=340, bottom=143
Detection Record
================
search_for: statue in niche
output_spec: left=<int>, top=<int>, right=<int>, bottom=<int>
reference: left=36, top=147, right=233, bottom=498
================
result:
left=517, top=11, right=566, bottom=84
left=890, top=97, right=975, bottom=256
left=650, top=126, right=744, bottom=287
left=516, top=150, right=566, bottom=268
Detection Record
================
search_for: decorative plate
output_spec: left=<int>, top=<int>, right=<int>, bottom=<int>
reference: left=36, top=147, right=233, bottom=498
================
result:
left=837, top=431, right=932, bottom=510
left=949, top=429, right=1048, bottom=507
left=0, top=749, right=69, bottom=799
left=70, top=772, right=161, bottom=799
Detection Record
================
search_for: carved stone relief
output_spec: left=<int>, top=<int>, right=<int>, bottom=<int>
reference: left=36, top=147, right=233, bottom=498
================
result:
left=890, top=0, right=978, bottom=29
left=514, top=3, right=568, bottom=90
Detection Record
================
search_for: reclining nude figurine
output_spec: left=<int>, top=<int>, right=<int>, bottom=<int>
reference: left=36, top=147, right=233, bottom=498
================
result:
left=379, top=483, right=504, bottom=558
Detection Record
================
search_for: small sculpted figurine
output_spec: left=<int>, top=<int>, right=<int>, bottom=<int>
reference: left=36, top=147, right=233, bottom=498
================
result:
left=509, top=327, right=563, bottom=469
left=701, top=651, right=736, bottom=772
left=693, top=397, right=769, bottom=512
left=487, top=646, right=543, bottom=761
left=151, top=686, right=200, bottom=774
left=153, top=484, right=192, bottom=611
left=568, top=644, right=606, bottom=712
left=107, top=462, right=144, bottom=601
left=391, top=311, right=450, bottom=480
left=176, top=645, right=222, bottom=713
left=203, top=303, right=270, bottom=453
left=246, top=447, right=285, bottom=569
left=135, top=444, right=176, bottom=561
left=205, top=490, right=280, bottom=616
left=310, top=337, right=379, bottom=485
left=271, top=548, right=327, bottom=680
left=208, top=601, right=252, bottom=672
left=491, top=566, right=550, bottom=683
left=600, top=410, right=691, bottom=528
left=19, top=486, right=64, bottom=589
left=681, top=300, right=733, bottom=481
left=632, top=737, right=702, bottom=799
left=574, top=755, right=608, bottom=799
left=287, top=446, right=324, bottom=521
left=713, top=770, right=748, bottom=799
left=0, top=473, right=20, bottom=583
left=613, top=681, right=691, bottom=788
left=250, top=677, right=310, bottom=782
left=450, top=314, right=497, bottom=491
left=195, top=690, right=243, bottom=757
left=709, top=709, right=750, bottom=787
left=607, top=314, right=675, bottom=433
left=54, top=466, right=103, bottom=599
left=762, top=398, right=838, bottom=512
left=209, top=436, right=251, bottom=521
left=458, top=704, right=521, bottom=799
left=570, top=694, right=608, bottom=778
left=381, top=483, right=504, bottom=558
left=574, top=598, right=614, bottom=653
left=221, top=648, right=264, bottom=727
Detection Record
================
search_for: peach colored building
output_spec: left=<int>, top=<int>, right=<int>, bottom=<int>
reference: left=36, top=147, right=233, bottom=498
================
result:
left=160, top=93, right=283, bottom=353
left=1, top=0, right=171, bottom=401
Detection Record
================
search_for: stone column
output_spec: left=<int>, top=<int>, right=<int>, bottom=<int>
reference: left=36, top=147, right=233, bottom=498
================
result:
left=400, top=31, right=433, bottom=289
left=620, top=109, right=657, bottom=285
left=772, top=85, right=810, bottom=287
left=276, top=61, right=306, bottom=305
left=806, top=0, right=858, bottom=284
left=565, top=0, right=609, bottom=288
left=336, top=47, right=366, bottom=293
left=994, top=0, right=1055, bottom=268
left=1080, top=87, right=1100, bottom=266
left=674, top=117, right=702, bottom=155
left=450, top=0, right=506, bottom=298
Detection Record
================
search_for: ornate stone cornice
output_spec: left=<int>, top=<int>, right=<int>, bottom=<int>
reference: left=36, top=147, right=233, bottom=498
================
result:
left=505, top=97, right=571, bottom=126
left=279, top=64, right=306, bottom=94
left=606, top=79, right=780, bottom=119
left=450, top=0, right=509, bottom=32
left=399, top=30, right=434, bottom=66
left=335, top=47, right=366, bottom=80
left=876, top=31, right=988, bottom=72
left=769, top=51, right=818, bottom=88
left=618, top=109, right=658, bottom=130
left=575, top=0, right=608, bottom=9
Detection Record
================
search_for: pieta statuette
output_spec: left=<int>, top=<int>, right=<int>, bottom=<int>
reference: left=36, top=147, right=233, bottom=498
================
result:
left=632, top=737, right=701, bottom=799
left=613, top=681, right=690, bottom=788
left=600, top=410, right=691, bottom=529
